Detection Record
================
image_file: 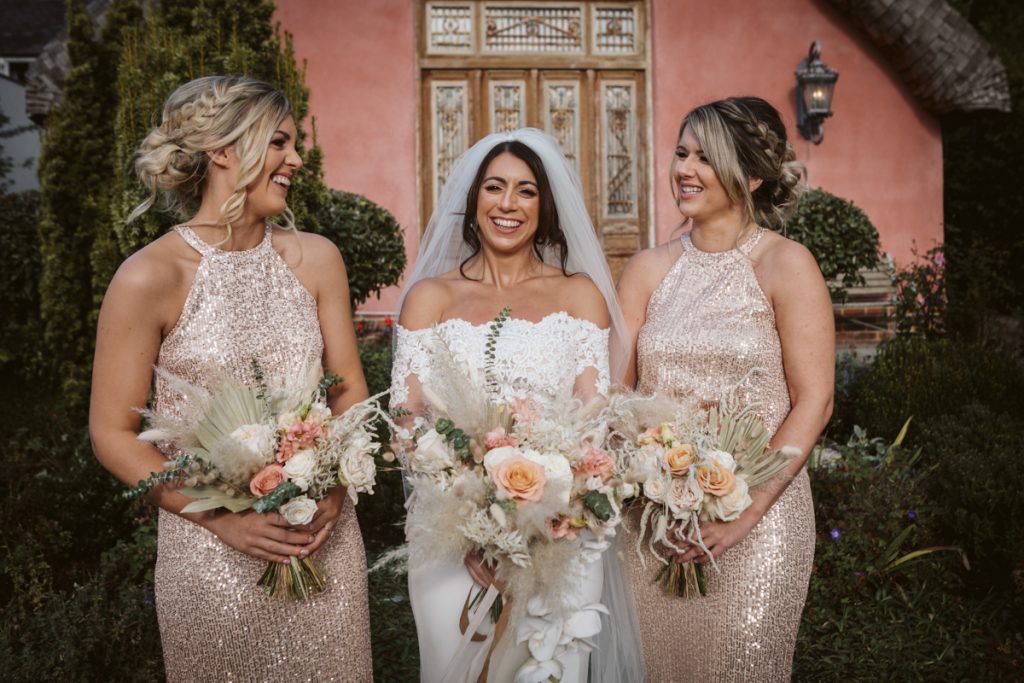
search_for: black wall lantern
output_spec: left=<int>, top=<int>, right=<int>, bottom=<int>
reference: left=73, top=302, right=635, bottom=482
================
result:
left=795, top=41, right=839, bottom=144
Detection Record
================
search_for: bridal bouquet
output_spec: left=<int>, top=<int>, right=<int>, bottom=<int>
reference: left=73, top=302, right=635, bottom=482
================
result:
left=128, top=361, right=384, bottom=600
left=608, top=392, right=793, bottom=598
left=390, top=309, right=624, bottom=680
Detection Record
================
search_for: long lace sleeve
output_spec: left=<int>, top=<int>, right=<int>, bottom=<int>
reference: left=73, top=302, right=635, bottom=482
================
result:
left=572, top=322, right=611, bottom=401
left=389, top=325, right=438, bottom=467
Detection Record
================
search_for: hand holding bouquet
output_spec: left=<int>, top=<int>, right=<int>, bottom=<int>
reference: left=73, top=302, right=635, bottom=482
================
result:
left=609, top=392, right=793, bottom=598
left=129, top=361, right=385, bottom=600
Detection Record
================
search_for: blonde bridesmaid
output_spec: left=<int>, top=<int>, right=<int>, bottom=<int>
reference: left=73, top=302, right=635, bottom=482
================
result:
left=615, top=96, right=834, bottom=681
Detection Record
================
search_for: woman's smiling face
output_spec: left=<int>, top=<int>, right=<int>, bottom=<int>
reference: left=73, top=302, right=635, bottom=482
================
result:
left=474, top=152, right=542, bottom=256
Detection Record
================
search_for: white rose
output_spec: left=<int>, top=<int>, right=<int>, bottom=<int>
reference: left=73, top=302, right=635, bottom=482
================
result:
left=306, top=403, right=332, bottom=424
left=704, top=475, right=751, bottom=522
left=667, top=475, right=703, bottom=517
left=411, top=428, right=455, bottom=473
left=284, top=449, right=317, bottom=491
left=643, top=474, right=671, bottom=504
left=341, top=452, right=376, bottom=495
left=228, top=423, right=275, bottom=458
left=706, top=449, right=736, bottom=472
left=275, top=411, right=301, bottom=429
left=279, top=495, right=318, bottom=525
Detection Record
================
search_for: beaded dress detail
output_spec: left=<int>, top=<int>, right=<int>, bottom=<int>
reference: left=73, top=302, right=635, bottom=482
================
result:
left=627, top=229, right=814, bottom=682
left=152, top=225, right=372, bottom=682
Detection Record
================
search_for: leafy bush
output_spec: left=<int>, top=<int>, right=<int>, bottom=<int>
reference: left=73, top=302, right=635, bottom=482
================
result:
left=850, top=336, right=1024, bottom=443
left=786, top=188, right=881, bottom=301
left=314, top=189, right=406, bottom=308
left=893, top=245, right=947, bottom=338
left=796, top=425, right=1022, bottom=680
left=367, top=554, right=419, bottom=682
left=918, top=403, right=1024, bottom=598
left=0, top=524, right=163, bottom=682
left=0, top=190, right=42, bottom=377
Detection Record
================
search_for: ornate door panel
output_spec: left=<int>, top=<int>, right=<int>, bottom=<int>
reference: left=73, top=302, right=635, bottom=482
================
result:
left=419, top=1, right=648, bottom=277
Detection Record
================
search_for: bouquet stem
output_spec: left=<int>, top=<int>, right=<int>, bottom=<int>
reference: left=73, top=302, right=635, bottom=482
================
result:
left=655, top=560, right=707, bottom=599
left=258, top=556, right=327, bottom=600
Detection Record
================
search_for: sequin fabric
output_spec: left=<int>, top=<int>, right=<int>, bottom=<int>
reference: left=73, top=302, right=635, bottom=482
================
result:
left=152, top=225, right=373, bottom=682
left=626, top=229, right=814, bottom=682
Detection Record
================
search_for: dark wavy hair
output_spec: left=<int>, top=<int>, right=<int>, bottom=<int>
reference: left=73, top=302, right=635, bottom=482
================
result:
left=458, top=140, right=570, bottom=279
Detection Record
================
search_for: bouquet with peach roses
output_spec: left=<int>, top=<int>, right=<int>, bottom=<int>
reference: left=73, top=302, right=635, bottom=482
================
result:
left=128, top=360, right=385, bottom=600
left=608, top=392, right=792, bottom=598
left=386, top=308, right=624, bottom=681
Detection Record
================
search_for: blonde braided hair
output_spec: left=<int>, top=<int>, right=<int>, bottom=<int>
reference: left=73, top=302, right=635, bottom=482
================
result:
left=128, top=76, right=294, bottom=236
left=680, top=96, right=804, bottom=230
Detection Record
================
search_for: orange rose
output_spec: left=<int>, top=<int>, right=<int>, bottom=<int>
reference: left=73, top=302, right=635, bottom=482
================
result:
left=250, top=463, right=287, bottom=497
left=696, top=461, right=736, bottom=496
left=664, top=444, right=696, bottom=477
left=492, top=456, right=546, bottom=504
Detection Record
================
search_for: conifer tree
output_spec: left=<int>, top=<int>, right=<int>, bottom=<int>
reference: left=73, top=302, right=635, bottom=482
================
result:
left=37, top=0, right=140, bottom=408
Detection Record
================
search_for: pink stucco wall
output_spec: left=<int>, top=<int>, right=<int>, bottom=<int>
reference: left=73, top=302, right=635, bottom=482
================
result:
left=650, top=0, right=943, bottom=264
left=274, top=0, right=418, bottom=314
left=277, top=0, right=943, bottom=315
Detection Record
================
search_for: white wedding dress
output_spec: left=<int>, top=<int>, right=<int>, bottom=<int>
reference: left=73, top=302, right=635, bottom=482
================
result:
left=390, top=312, right=611, bottom=683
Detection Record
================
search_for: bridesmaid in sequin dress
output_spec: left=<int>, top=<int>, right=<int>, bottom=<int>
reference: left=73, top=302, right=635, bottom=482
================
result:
left=615, top=97, right=835, bottom=681
left=90, top=77, right=373, bottom=681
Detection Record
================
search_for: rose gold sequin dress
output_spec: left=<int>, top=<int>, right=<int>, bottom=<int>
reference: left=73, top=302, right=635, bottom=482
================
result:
left=626, top=229, right=814, bottom=682
left=151, top=225, right=372, bottom=682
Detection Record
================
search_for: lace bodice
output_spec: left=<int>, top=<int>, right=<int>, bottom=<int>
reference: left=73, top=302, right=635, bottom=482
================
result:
left=389, top=311, right=610, bottom=409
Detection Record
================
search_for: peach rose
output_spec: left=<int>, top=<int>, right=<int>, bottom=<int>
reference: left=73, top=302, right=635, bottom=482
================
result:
left=664, top=444, right=696, bottom=477
left=550, top=515, right=579, bottom=541
left=484, top=426, right=519, bottom=450
left=491, top=455, right=546, bottom=504
left=250, top=463, right=287, bottom=497
left=574, top=447, right=615, bottom=481
left=696, top=460, right=737, bottom=497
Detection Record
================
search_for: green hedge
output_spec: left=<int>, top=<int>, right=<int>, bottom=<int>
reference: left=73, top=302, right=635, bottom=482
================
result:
left=787, top=188, right=881, bottom=301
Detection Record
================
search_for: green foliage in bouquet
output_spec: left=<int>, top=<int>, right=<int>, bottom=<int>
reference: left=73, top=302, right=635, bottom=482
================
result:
left=313, top=189, right=407, bottom=308
left=786, top=188, right=881, bottom=302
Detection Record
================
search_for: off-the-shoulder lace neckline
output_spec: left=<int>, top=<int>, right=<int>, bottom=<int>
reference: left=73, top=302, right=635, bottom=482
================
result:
left=396, top=310, right=608, bottom=334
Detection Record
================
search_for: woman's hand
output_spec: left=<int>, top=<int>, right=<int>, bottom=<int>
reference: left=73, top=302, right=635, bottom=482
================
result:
left=464, top=550, right=497, bottom=588
left=201, top=509, right=315, bottom=564
left=674, top=507, right=764, bottom=564
left=295, top=485, right=349, bottom=556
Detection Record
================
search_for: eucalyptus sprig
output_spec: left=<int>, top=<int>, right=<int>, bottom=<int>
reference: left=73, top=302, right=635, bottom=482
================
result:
left=484, top=305, right=512, bottom=395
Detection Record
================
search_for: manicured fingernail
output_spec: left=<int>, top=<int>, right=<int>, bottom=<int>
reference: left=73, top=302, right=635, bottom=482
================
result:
left=308, top=535, right=315, bottom=544
left=299, top=549, right=309, bottom=558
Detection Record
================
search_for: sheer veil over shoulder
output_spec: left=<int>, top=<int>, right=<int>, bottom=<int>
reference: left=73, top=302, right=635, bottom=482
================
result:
left=392, top=129, right=643, bottom=682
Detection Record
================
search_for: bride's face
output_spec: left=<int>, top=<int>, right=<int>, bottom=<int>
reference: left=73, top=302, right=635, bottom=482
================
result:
left=474, top=152, right=541, bottom=256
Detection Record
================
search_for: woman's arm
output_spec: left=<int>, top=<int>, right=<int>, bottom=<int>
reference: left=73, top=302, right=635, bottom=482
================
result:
left=614, top=244, right=680, bottom=387
left=679, top=238, right=834, bottom=563
left=89, top=249, right=313, bottom=563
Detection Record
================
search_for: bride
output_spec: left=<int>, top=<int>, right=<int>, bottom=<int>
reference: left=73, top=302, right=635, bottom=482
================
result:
left=389, top=129, right=641, bottom=682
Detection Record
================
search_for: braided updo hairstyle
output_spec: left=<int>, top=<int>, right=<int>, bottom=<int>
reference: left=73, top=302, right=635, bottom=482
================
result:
left=128, top=76, right=293, bottom=229
left=680, top=96, right=803, bottom=230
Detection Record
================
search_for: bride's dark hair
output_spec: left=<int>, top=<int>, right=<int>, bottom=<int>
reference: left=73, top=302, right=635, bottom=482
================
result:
left=458, top=140, right=570, bottom=279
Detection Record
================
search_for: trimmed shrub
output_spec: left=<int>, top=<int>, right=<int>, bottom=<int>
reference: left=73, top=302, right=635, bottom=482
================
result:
left=918, top=403, right=1024, bottom=597
left=786, top=188, right=881, bottom=301
left=796, top=425, right=1022, bottom=681
left=851, top=336, right=1024, bottom=443
left=314, top=189, right=406, bottom=308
